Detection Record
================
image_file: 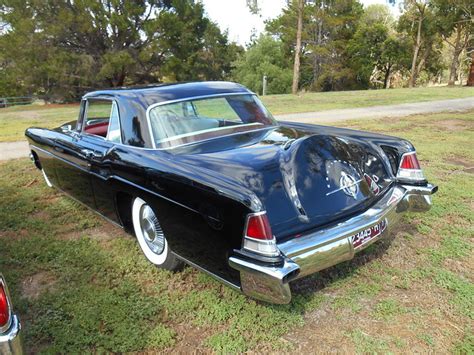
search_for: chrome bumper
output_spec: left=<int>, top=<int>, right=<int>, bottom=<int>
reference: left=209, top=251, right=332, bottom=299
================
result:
left=0, top=315, right=23, bottom=355
left=229, top=183, right=437, bottom=304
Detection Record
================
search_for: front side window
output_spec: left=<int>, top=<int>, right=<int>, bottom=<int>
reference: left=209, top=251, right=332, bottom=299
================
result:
left=82, top=99, right=121, bottom=143
left=148, top=94, right=276, bottom=148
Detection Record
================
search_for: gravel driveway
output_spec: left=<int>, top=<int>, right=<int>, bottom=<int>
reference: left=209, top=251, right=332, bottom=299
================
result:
left=1, top=97, right=473, bottom=161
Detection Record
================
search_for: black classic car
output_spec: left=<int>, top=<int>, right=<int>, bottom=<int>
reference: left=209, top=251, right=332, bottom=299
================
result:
left=0, top=274, right=22, bottom=354
left=25, top=82, right=437, bottom=304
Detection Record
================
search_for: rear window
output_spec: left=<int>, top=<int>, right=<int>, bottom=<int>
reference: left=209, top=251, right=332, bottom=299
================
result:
left=148, top=94, right=276, bottom=148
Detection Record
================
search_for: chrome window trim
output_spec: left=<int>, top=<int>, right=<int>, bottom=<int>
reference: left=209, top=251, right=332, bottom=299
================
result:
left=96, top=125, right=274, bottom=152
left=154, top=123, right=263, bottom=145
left=153, top=126, right=275, bottom=151
left=105, top=100, right=123, bottom=144
left=146, top=92, right=261, bottom=149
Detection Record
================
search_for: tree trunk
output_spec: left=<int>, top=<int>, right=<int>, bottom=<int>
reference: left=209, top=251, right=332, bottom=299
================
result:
left=409, top=13, right=423, bottom=88
left=384, top=65, right=392, bottom=89
left=467, top=52, right=474, bottom=86
left=312, top=12, right=323, bottom=86
left=292, top=0, right=304, bottom=95
left=448, top=25, right=463, bottom=86
left=415, top=47, right=430, bottom=81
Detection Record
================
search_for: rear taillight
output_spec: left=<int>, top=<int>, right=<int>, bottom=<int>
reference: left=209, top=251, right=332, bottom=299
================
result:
left=0, top=282, right=10, bottom=329
left=243, top=212, right=280, bottom=257
left=246, top=213, right=272, bottom=240
left=397, top=151, right=425, bottom=182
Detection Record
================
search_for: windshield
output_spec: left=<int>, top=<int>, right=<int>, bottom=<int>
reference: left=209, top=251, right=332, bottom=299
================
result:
left=148, top=94, right=277, bottom=148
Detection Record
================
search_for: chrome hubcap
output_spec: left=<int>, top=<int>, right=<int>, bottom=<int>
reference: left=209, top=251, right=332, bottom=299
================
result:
left=139, top=205, right=165, bottom=255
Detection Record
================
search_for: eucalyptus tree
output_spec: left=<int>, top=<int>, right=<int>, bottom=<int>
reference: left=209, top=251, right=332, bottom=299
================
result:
left=246, top=0, right=307, bottom=94
left=398, top=0, right=442, bottom=87
left=267, top=0, right=363, bottom=91
left=431, top=0, right=473, bottom=86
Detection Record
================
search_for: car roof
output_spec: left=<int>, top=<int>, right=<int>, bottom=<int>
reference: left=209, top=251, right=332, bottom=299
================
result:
left=83, top=81, right=254, bottom=104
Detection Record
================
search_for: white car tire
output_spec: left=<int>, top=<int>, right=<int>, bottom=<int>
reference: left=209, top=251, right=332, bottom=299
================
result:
left=132, top=197, right=182, bottom=270
left=42, top=169, right=53, bottom=188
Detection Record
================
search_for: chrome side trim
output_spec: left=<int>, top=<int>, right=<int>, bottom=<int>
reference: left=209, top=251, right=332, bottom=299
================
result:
left=112, top=176, right=201, bottom=215
left=29, top=144, right=201, bottom=216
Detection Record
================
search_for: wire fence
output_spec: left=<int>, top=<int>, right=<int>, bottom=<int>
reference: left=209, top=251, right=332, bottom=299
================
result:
left=0, top=96, right=34, bottom=108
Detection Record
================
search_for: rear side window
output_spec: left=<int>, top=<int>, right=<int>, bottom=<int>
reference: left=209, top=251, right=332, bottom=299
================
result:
left=82, top=99, right=121, bottom=143
left=107, top=102, right=121, bottom=143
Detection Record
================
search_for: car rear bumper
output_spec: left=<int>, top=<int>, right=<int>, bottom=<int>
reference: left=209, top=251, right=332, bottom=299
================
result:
left=229, top=183, right=437, bottom=304
left=0, top=315, right=22, bottom=355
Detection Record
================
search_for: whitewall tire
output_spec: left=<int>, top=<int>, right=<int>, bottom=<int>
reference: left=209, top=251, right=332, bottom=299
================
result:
left=132, top=197, right=182, bottom=270
left=42, top=169, right=53, bottom=188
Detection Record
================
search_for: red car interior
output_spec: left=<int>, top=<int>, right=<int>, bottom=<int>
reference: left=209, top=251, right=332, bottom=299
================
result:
left=84, top=121, right=108, bottom=137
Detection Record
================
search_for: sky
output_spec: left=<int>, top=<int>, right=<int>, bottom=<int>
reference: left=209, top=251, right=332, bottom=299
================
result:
left=201, top=0, right=400, bottom=46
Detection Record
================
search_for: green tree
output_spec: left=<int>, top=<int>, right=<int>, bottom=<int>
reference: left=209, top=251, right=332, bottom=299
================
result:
left=379, top=36, right=412, bottom=88
left=268, top=0, right=363, bottom=92
left=348, top=5, right=411, bottom=89
left=232, top=35, right=293, bottom=95
left=431, top=0, right=473, bottom=86
left=246, top=0, right=306, bottom=94
left=398, top=0, right=443, bottom=87
left=0, top=0, right=241, bottom=101
left=349, top=22, right=389, bottom=88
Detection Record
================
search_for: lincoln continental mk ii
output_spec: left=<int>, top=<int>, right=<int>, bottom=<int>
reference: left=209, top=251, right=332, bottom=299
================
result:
left=25, top=82, right=437, bottom=304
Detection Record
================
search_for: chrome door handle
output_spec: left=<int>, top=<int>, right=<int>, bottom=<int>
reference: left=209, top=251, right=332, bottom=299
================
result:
left=81, top=149, right=103, bottom=160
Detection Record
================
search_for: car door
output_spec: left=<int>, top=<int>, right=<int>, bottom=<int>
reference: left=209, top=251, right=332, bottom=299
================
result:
left=53, top=100, right=96, bottom=207
left=54, top=98, right=120, bottom=210
left=81, top=99, right=123, bottom=223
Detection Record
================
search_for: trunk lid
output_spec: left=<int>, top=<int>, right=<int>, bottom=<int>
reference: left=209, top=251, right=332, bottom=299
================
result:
left=172, top=125, right=393, bottom=239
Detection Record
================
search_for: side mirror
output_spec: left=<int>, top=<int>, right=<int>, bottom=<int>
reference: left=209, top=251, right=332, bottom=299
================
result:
left=60, top=124, right=73, bottom=132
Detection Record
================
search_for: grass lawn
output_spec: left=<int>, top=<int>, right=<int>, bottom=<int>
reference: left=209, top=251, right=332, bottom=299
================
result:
left=264, top=86, right=474, bottom=115
left=0, top=86, right=473, bottom=142
left=0, top=110, right=473, bottom=353
left=0, top=104, right=80, bottom=142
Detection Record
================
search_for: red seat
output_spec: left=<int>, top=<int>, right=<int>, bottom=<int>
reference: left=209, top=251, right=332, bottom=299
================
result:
left=84, top=121, right=108, bottom=137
